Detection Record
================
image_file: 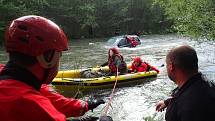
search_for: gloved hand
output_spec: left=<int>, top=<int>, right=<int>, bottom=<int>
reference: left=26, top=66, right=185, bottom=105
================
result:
left=88, top=98, right=105, bottom=111
left=99, top=116, right=113, bottom=121
left=67, top=116, right=99, bottom=121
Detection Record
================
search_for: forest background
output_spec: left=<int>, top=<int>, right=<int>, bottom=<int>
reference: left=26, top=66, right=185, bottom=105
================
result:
left=0, top=0, right=214, bottom=42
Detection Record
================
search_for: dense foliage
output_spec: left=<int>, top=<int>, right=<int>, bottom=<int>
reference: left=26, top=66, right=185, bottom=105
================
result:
left=0, top=0, right=168, bottom=41
left=154, top=0, right=215, bottom=40
left=0, top=0, right=214, bottom=41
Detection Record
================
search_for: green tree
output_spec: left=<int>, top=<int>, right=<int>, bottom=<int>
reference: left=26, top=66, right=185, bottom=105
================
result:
left=0, top=0, right=48, bottom=44
left=0, top=0, right=172, bottom=40
left=154, top=0, right=215, bottom=40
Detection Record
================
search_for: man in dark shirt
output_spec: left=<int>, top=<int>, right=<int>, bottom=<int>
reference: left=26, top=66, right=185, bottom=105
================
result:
left=156, top=45, right=215, bottom=121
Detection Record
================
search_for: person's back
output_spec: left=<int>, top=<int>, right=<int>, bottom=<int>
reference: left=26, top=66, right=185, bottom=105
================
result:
left=156, top=45, right=215, bottom=121
left=166, top=73, right=215, bottom=121
left=0, top=79, right=65, bottom=121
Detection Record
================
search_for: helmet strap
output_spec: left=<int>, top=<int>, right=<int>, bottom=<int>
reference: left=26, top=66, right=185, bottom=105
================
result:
left=36, top=51, right=61, bottom=69
left=42, top=65, right=58, bottom=84
left=36, top=50, right=61, bottom=84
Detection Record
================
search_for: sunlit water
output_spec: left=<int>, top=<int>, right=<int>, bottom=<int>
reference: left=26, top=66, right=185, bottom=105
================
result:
left=0, top=34, right=214, bottom=121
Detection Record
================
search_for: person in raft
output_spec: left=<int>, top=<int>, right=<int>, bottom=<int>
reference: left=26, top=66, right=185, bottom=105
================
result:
left=156, top=45, right=215, bottom=121
left=101, top=47, right=127, bottom=76
left=0, top=15, right=111, bottom=121
left=129, top=57, right=159, bottom=73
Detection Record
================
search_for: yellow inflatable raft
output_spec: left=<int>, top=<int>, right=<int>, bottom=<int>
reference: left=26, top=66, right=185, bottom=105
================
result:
left=52, top=66, right=158, bottom=94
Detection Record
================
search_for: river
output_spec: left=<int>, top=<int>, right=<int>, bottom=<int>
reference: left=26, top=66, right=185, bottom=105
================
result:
left=0, top=34, right=214, bottom=121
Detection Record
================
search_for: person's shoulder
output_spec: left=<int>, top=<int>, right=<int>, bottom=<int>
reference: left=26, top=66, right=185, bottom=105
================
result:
left=14, top=93, right=66, bottom=120
left=201, top=75, right=215, bottom=99
left=142, top=61, right=149, bottom=64
left=22, top=89, right=50, bottom=102
left=180, top=74, right=215, bottom=100
left=140, top=62, right=148, bottom=66
left=0, top=80, right=40, bottom=95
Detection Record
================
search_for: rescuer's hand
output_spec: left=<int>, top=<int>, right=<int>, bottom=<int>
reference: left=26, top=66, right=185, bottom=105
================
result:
left=156, top=100, right=166, bottom=112
left=99, top=116, right=113, bottom=121
left=88, top=98, right=105, bottom=111
left=67, top=116, right=99, bottom=121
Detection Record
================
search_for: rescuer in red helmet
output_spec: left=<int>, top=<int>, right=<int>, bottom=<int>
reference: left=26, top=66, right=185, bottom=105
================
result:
left=130, top=56, right=159, bottom=73
left=0, top=15, right=106, bottom=121
left=101, top=47, right=127, bottom=76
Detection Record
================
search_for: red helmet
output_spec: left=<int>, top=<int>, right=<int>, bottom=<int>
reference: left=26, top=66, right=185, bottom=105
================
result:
left=133, top=57, right=142, bottom=63
left=5, top=15, right=68, bottom=56
left=109, top=47, right=119, bottom=54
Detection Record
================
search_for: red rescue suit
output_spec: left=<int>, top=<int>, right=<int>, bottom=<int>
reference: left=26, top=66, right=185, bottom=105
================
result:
left=131, top=62, right=158, bottom=73
left=0, top=63, right=88, bottom=121
left=102, top=48, right=127, bottom=75
left=40, top=84, right=88, bottom=117
left=0, top=80, right=66, bottom=121
left=108, top=54, right=125, bottom=73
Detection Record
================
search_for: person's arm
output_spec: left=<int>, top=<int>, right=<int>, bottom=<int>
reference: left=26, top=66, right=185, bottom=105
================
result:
left=14, top=94, right=66, bottom=121
left=137, top=63, right=147, bottom=72
left=156, top=98, right=171, bottom=112
left=99, top=116, right=113, bottom=121
left=40, top=84, right=105, bottom=117
left=129, top=64, right=136, bottom=73
left=67, top=116, right=113, bottom=121
left=145, top=62, right=159, bottom=73
left=67, top=116, right=99, bottom=121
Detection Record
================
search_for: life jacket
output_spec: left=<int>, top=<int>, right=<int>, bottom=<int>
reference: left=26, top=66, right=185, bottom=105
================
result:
left=131, top=62, right=150, bottom=72
left=131, top=61, right=159, bottom=73
left=0, top=63, right=87, bottom=118
left=108, top=54, right=127, bottom=73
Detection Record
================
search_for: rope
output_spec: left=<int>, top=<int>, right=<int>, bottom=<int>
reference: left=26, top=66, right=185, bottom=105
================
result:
left=102, top=67, right=119, bottom=116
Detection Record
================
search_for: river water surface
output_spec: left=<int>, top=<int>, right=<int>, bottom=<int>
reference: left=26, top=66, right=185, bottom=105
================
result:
left=0, top=34, right=214, bottom=121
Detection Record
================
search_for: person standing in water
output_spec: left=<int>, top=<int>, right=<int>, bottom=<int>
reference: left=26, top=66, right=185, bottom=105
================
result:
left=156, top=45, right=215, bottom=121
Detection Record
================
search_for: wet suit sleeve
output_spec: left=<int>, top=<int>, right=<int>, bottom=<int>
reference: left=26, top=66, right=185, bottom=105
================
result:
left=13, top=93, right=66, bottom=121
left=145, top=62, right=159, bottom=73
left=164, top=98, right=171, bottom=106
left=40, top=84, right=88, bottom=117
